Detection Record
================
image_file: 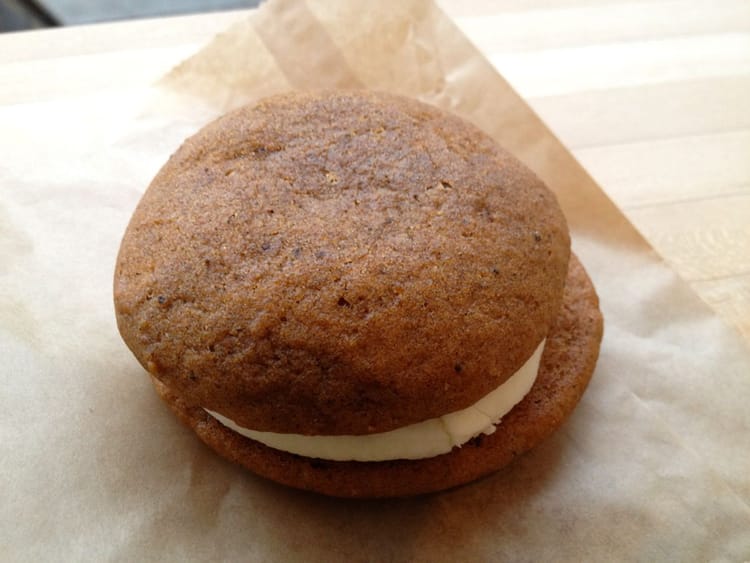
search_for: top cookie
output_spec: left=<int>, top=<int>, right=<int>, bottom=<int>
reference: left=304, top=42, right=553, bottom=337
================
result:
left=114, top=91, right=570, bottom=435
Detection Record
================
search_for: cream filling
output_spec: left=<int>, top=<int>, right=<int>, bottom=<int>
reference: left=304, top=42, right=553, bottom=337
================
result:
left=205, top=339, right=545, bottom=462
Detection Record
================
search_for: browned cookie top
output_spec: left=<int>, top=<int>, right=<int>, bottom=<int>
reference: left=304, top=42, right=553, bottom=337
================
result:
left=114, top=91, right=570, bottom=435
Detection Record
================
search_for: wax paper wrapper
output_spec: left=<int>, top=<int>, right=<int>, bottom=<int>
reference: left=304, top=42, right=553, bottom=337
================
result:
left=2, top=0, right=749, bottom=560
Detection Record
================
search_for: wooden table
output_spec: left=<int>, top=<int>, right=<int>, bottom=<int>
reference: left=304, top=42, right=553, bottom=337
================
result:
left=1, top=0, right=748, bottom=343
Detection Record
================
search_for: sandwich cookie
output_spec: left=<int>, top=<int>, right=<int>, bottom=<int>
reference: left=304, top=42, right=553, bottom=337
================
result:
left=114, top=91, right=603, bottom=497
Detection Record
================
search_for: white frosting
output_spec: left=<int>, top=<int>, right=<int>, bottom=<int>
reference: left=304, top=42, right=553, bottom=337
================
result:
left=205, top=339, right=545, bottom=462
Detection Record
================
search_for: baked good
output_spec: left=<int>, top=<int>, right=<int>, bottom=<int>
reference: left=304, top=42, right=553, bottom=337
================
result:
left=114, top=90, right=603, bottom=497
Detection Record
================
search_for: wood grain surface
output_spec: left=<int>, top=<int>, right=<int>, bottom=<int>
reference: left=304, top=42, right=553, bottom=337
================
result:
left=446, top=0, right=750, bottom=342
left=0, top=0, right=748, bottom=342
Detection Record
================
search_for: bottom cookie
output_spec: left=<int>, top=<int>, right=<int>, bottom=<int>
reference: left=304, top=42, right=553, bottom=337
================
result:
left=152, top=254, right=603, bottom=498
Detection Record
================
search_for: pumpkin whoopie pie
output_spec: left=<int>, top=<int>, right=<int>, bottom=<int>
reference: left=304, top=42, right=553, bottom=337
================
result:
left=114, top=91, right=603, bottom=498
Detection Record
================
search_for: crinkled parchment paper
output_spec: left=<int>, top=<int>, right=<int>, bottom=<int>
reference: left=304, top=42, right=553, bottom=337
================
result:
left=2, top=0, right=749, bottom=560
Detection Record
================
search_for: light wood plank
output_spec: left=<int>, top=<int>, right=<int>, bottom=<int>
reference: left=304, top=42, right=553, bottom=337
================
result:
left=452, top=0, right=750, bottom=52
left=527, top=75, right=750, bottom=149
left=441, top=0, right=666, bottom=18
left=489, top=33, right=750, bottom=98
left=573, top=131, right=750, bottom=208
left=0, top=45, right=198, bottom=104
left=0, top=10, right=250, bottom=63
left=627, top=194, right=750, bottom=282
left=627, top=193, right=750, bottom=337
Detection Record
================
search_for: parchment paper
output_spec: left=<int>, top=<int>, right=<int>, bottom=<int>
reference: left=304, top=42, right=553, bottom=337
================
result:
left=2, top=0, right=750, bottom=560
